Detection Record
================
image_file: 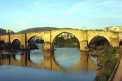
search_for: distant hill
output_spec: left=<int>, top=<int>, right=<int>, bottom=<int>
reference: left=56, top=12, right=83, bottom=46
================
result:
left=18, top=27, right=75, bottom=33
left=18, top=27, right=59, bottom=33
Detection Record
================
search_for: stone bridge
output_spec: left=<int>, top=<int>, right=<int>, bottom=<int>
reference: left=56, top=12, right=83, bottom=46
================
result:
left=0, top=29, right=122, bottom=51
left=0, top=28, right=122, bottom=74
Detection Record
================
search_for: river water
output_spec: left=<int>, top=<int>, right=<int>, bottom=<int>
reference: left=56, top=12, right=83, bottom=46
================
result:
left=0, top=44, right=97, bottom=81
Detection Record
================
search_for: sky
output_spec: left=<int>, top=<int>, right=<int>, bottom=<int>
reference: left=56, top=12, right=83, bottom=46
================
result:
left=0, top=0, right=122, bottom=32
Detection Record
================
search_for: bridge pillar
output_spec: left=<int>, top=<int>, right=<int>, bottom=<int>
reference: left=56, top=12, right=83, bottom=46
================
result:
left=43, top=42, right=53, bottom=51
left=21, top=51, right=28, bottom=66
left=80, top=51, right=88, bottom=71
left=42, top=50, right=52, bottom=70
left=20, top=33, right=29, bottom=66
left=42, top=42, right=53, bottom=70
left=79, top=41, right=89, bottom=70
left=26, top=51, right=32, bottom=66
left=0, top=55, right=10, bottom=65
left=79, top=40, right=88, bottom=51
left=51, top=53, right=62, bottom=71
left=9, top=55, right=16, bottom=64
left=42, top=42, right=65, bottom=71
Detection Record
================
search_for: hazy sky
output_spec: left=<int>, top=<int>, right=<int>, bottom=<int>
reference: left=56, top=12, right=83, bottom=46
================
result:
left=0, top=0, right=122, bottom=32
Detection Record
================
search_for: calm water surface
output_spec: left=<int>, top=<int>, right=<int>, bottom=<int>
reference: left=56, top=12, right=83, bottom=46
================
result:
left=0, top=44, right=97, bottom=81
left=0, top=65, right=96, bottom=81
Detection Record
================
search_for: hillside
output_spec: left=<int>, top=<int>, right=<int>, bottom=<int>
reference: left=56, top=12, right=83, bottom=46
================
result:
left=18, top=27, right=75, bottom=33
left=18, top=27, right=58, bottom=33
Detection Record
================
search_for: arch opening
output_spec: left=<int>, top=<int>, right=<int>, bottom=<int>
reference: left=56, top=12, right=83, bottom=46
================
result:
left=88, top=36, right=110, bottom=50
left=11, top=39, right=21, bottom=50
left=15, top=52, right=21, bottom=61
left=52, top=32, right=80, bottom=68
left=27, top=36, right=44, bottom=64
left=11, top=39, right=22, bottom=61
left=0, top=40, right=5, bottom=50
left=28, top=36, right=44, bottom=50
left=53, top=32, right=80, bottom=48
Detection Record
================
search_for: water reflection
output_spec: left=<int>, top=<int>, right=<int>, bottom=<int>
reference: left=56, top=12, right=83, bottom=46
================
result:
left=15, top=52, right=21, bottom=60
left=30, top=44, right=43, bottom=64
left=0, top=47, right=97, bottom=81
left=0, top=48, right=96, bottom=81
left=54, top=48, right=80, bottom=68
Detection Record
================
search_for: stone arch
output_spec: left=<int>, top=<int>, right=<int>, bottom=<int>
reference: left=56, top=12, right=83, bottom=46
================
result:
left=88, top=36, right=111, bottom=50
left=10, top=34, right=25, bottom=45
left=27, top=32, right=44, bottom=42
left=88, top=35, right=111, bottom=45
left=11, top=39, right=21, bottom=49
left=50, top=29, right=86, bottom=51
left=51, top=32, right=81, bottom=68
left=27, top=35, right=44, bottom=64
left=28, top=35, right=44, bottom=42
left=51, top=30, right=82, bottom=43
left=0, top=40, right=6, bottom=50
left=27, top=35, right=44, bottom=49
left=52, top=32, right=80, bottom=48
left=28, top=35, right=38, bottom=41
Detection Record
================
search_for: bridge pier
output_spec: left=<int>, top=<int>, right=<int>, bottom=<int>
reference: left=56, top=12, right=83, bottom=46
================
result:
left=0, top=54, right=12, bottom=65
left=41, top=42, right=60, bottom=71
left=51, top=52, right=62, bottom=71
left=79, top=40, right=88, bottom=51
left=21, top=51, right=30, bottom=66
left=79, top=41, right=89, bottom=70
left=21, top=52, right=27, bottom=66
left=42, top=50, right=52, bottom=70
left=42, top=42, right=52, bottom=69
left=9, top=55, right=16, bottom=64
left=80, top=51, right=88, bottom=71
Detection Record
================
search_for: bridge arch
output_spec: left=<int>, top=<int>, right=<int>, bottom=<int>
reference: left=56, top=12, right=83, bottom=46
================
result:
left=27, top=35, right=44, bottom=49
left=51, top=30, right=83, bottom=43
left=50, top=30, right=87, bottom=51
left=52, top=32, right=81, bottom=68
left=27, top=35, right=44, bottom=64
left=52, top=32, right=80, bottom=48
left=0, top=40, right=6, bottom=50
left=11, top=39, right=21, bottom=49
left=88, top=36, right=111, bottom=50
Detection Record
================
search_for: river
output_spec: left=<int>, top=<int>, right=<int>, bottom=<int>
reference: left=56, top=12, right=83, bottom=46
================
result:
left=0, top=44, right=97, bottom=81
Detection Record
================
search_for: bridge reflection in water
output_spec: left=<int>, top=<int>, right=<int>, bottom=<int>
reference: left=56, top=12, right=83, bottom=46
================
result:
left=0, top=47, right=97, bottom=81
left=0, top=29, right=121, bottom=81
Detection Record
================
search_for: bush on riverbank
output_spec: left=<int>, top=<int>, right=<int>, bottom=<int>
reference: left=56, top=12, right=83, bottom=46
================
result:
left=95, top=47, right=119, bottom=81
